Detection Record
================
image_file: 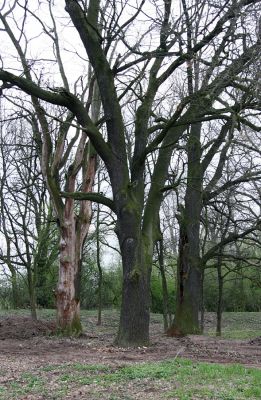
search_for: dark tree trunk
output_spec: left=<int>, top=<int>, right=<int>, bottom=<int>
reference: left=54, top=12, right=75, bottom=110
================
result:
left=96, top=203, right=102, bottom=326
left=168, top=123, right=202, bottom=336
left=6, top=261, right=19, bottom=309
left=35, top=255, right=49, bottom=308
left=157, top=239, right=171, bottom=331
left=10, top=269, right=19, bottom=309
left=27, top=268, right=37, bottom=320
left=216, top=254, right=223, bottom=336
left=116, top=245, right=151, bottom=346
left=168, top=224, right=201, bottom=335
left=115, top=209, right=153, bottom=346
left=200, top=266, right=205, bottom=333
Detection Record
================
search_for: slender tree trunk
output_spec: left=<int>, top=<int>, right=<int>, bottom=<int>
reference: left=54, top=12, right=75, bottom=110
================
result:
left=35, top=255, right=48, bottom=307
left=11, top=276, right=19, bottom=309
left=10, top=269, right=19, bottom=309
left=96, top=203, right=102, bottom=325
left=115, top=212, right=153, bottom=346
left=216, top=254, right=223, bottom=336
left=200, top=267, right=205, bottom=333
left=157, top=239, right=171, bottom=331
left=27, top=268, right=37, bottom=320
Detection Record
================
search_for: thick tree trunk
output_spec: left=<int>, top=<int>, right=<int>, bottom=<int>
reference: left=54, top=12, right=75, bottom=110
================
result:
left=55, top=144, right=95, bottom=335
left=168, top=123, right=202, bottom=336
left=168, top=225, right=201, bottom=335
left=56, top=217, right=82, bottom=335
left=116, top=248, right=151, bottom=346
left=115, top=213, right=153, bottom=346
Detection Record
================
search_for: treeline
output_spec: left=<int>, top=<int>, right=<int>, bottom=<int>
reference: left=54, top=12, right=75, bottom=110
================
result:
left=1, top=252, right=260, bottom=314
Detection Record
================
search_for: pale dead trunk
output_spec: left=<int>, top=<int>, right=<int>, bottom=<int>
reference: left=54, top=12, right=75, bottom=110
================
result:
left=55, top=147, right=96, bottom=335
left=56, top=214, right=82, bottom=334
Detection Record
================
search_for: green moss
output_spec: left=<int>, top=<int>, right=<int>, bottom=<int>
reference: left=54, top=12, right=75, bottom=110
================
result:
left=56, top=314, right=82, bottom=337
left=173, top=303, right=201, bottom=335
left=71, top=313, right=82, bottom=335
left=129, top=268, right=141, bottom=281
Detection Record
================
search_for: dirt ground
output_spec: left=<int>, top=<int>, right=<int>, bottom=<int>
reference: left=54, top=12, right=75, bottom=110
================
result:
left=0, top=313, right=260, bottom=372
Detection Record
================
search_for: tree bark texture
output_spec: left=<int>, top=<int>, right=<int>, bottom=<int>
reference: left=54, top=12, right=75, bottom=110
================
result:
left=56, top=215, right=81, bottom=334
left=116, top=235, right=152, bottom=346
left=115, top=200, right=154, bottom=346
left=55, top=147, right=96, bottom=335
left=168, top=123, right=202, bottom=336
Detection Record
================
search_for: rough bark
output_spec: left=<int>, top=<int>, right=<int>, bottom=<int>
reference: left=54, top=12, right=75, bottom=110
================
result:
left=115, top=197, right=154, bottom=346
left=168, top=219, right=201, bottom=336
left=115, top=235, right=152, bottom=346
left=56, top=144, right=96, bottom=335
left=168, top=123, right=202, bottom=336
left=56, top=214, right=82, bottom=334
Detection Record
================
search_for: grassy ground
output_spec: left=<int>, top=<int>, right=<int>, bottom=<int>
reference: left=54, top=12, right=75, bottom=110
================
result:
left=0, top=358, right=260, bottom=399
left=0, top=308, right=260, bottom=339
left=204, top=312, right=261, bottom=339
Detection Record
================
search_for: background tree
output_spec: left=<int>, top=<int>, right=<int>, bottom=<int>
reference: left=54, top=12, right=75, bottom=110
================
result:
left=0, top=116, right=57, bottom=317
left=0, top=3, right=102, bottom=333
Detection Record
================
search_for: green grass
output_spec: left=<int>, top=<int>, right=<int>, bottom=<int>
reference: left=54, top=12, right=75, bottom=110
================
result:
left=1, top=309, right=260, bottom=339
left=205, top=312, right=261, bottom=339
left=1, top=358, right=260, bottom=399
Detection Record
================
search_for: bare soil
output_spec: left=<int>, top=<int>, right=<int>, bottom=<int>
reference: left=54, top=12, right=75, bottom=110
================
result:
left=0, top=313, right=260, bottom=399
left=0, top=313, right=260, bottom=371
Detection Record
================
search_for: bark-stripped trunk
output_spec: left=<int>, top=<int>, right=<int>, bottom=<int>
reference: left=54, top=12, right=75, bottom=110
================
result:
left=56, top=146, right=96, bottom=335
left=56, top=214, right=82, bottom=334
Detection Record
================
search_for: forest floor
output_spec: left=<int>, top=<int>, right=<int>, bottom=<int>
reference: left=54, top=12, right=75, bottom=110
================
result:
left=0, top=310, right=260, bottom=399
